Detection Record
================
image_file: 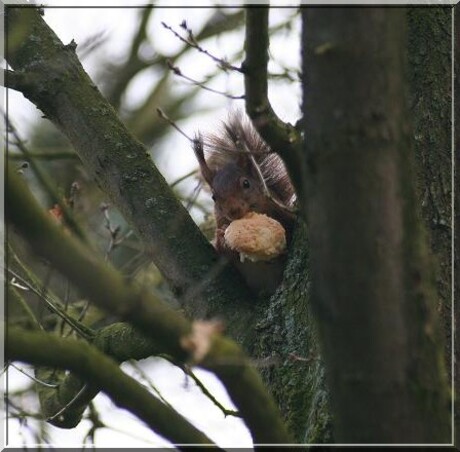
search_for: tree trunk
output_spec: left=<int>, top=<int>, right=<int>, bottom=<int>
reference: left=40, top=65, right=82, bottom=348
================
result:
left=406, top=7, right=455, bottom=444
left=302, top=7, right=450, bottom=443
left=248, top=223, right=331, bottom=443
left=454, top=5, right=459, bottom=447
left=407, top=6, right=452, bottom=378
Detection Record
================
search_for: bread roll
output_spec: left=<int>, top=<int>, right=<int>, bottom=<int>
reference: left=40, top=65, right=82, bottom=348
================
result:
left=224, top=212, right=286, bottom=262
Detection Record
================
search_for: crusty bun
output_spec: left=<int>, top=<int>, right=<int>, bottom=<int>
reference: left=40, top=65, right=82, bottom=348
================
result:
left=224, top=212, right=286, bottom=262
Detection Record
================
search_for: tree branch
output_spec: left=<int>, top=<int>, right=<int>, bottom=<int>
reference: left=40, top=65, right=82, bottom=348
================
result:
left=3, top=68, right=35, bottom=91
left=4, top=5, right=254, bottom=321
left=5, top=114, right=88, bottom=241
left=6, top=168, right=292, bottom=444
left=243, top=7, right=306, bottom=206
left=161, top=20, right=243, bottom=73
left=6, top=327, right=216, bottom=447
left=34, top=322, right=161, bottom=428
left=7, top=167, right=191, bottom=358
left=7, top=150, right=79, bottom=160
left=166, top=59, right=244, bottom=99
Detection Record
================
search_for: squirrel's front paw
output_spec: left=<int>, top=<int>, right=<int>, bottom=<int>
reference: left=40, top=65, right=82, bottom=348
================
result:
left=213, top=228, right=228, bottom=252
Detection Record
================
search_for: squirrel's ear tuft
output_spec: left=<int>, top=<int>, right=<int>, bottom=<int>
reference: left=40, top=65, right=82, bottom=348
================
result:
left=235, top=151, right=256, bottom=176
left=193, top=134, right=214, bottom=186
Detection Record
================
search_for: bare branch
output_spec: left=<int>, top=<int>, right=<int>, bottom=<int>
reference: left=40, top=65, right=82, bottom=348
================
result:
left=165, top=59, right=244, bottom=100
left=6, top=168, right=292, bottom=444
left=183, top=366, right=241, bottom=418
left=170, top=169, right=199, bottom=188
left=7, top=150, right=79, bottom=160
left=162, top=21, right=244, bottom=73
left=5, top=113, right=88, bottom=242
left=5, top=6, right=253, bottom=316
left=7, top=327, right=216, bottom=447
left=6, top=267, right=93, bottom=340
left=156, top=107, right=194, bottom=142
left=243, top=8, right=305, bottom=204
left=9, top=363, right=59, bottom=389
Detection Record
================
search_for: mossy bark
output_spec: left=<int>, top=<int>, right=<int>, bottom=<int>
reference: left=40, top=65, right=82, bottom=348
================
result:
left=35, top=322, right=161, bottom=428
left=407, top=6, right=453, bottom=380
left=302, top=7, right=450, bottom=443
left=7, top=327, right=215, bottom=446
left=250, top=223, right=331, bottom=443
left=453, top=5, right=459, bottom=447
left=406, top=8, right=454, bottom=444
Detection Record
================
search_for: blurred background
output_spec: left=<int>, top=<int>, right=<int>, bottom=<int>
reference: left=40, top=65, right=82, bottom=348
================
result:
left=5, top=2, right=301, bottom=447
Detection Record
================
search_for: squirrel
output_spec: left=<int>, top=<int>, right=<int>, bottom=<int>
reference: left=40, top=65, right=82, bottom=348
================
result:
left=193, top=112, right=297, bottom=295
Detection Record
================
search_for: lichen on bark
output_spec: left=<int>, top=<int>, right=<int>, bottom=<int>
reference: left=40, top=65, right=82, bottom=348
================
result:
left=249, top=222, right=332, bottom=443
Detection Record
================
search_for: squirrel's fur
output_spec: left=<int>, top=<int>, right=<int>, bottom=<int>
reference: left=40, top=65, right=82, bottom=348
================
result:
left=193, top=111, right=296, bottom=209
left=192, top=111, right=296, bottom=295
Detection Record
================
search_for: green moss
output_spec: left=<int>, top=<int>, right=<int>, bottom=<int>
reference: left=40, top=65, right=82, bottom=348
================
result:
left=407, top=8, right=452, bottom=375
left=403, top=7, right=452, bottom=439
left=250, top=221, right=333, bottom=443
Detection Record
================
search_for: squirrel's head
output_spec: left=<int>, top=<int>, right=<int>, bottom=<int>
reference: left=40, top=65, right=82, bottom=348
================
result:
left=192, top=112, right=295, bottom=222
left=211, top=161, right=265, bottom=221
left=193, top=136, right=266, bottom=221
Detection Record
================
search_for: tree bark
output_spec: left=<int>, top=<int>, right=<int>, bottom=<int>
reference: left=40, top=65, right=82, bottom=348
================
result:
left=407, top=7, right=453, bottom=378
left=249, top=224, right=332, bottom=442
left=7, top=327, right=216, bottom=447
left=453, top=5, right=459, bottom=447
left=302, top=7, right=450, bottom=443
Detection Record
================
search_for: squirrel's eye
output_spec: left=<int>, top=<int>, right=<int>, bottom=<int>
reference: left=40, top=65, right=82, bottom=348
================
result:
left=242, top=178, right=251, bottom=189
left=211, top=194, right=216, bottom=201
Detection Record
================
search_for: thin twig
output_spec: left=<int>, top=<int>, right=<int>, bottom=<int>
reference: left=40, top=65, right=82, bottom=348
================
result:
left=165, top=60, right=244, bottom=100
left=75, top=300, right=91, bottom=324
left=118, top=249, right=148, bottom=277
left=156, top=108, right=194, bottom=142
left=10, top=277, right=29, bottom=292
left=6, top=397, right=44, bottom=421
left=6, top=267, right=94, bottom=340
left=129, top=361, right=175, bottom=411
left=170, top=169, right=198, bottom=188
left=183, top=366, right=241, bottom=418
left=162, top=21, right=244, bottom=73
left=8, top=279, right=43, bottom=330
left=91, top=421, right=158, bottom=445
left=9, top=363, right=59, bottom=389
left=82, top=402, right=106, bottom=447
left=77, top=30, right=109, bottom=61
left=60, top=279, right=71, bottom=336
left=185, top=179, right=203, bottom=212
left=47, top=384, right=89, bottom=422
left=100, top=203, right=122, bottom=261
left=4, top=112, right=88, bottom=242
left=8, top=150, right=79, bottom=160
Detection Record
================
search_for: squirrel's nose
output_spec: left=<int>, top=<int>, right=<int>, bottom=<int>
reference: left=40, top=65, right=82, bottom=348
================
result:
left=228, top=207, right=243, bottom=219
